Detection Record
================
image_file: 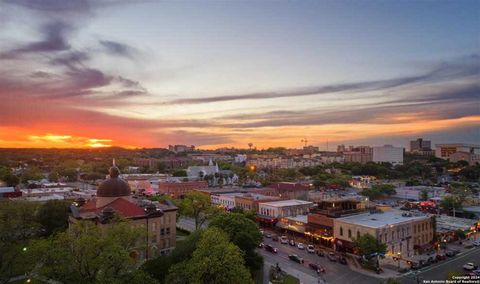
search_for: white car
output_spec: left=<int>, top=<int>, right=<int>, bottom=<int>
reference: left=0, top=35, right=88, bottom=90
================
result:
left=463, top=263, right=477, bottom=271
left=307, top=245, right=315, bottom=253
left=472, top=241, right=480, bottom=246
left=280, top=236, right=288, bottom=244
left=297, top=243, right=305, bottom=250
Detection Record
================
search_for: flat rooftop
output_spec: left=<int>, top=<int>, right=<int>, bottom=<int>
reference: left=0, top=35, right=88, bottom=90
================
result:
left=259, top=199, right=313, bottom=207
left=336, top=210, right=429, bottom=228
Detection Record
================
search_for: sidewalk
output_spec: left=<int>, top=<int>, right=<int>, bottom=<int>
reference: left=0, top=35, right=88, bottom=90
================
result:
left=264, top=259, right=323, bottom=284
left=347, top=255, right=402, bottom=280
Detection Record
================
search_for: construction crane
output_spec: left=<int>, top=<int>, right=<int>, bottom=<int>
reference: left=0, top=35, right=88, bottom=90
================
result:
left=301, top=138, right=308, bottom=147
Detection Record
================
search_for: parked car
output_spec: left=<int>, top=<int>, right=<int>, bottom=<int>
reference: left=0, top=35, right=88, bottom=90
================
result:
left=259, top=229, right=264, bottom=235
left=289, top=239, right=296, bottom=246
left=297, top=243, right=305, bottom=250
left=307, top=245, right=315, bottom=253
left=288, top=254, right=304, bottom=264
left=436, top=254, right=447, bottom=261
left=280, top=236, right=288, bottom=244
left=473, top=241, right=480, bottom=246
left=258, top=242, right=264, bottom=248
left=427, top=256, right=437, bottom=264
left=272, top=235, right=279, bottom=242
left=446, top=250, right=456, bottom=257
left=265, top=233, right=272, bottom=238
left=316, top=250, right=325, bottom=257
left=338, top=257, right=347, bottom=265
left=328, top=252, right=337, bottom=262
left=463, top=263, right=478, bottom=271
left=265, top=244, right=278, bottom=253
left=410, top=262, right=421, bottom=270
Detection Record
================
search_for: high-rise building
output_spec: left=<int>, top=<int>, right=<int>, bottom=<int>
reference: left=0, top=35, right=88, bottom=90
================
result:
left=435, top=143, right=480, bottom=159
left=372, top=145, right=404, bottom=165
left=410, top=138, right=431, bottom=152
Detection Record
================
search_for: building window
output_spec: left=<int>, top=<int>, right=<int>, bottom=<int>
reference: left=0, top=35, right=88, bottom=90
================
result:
left=392, top=231, right=394, bottom=240
left=348, top=229, right=352, bottom=238
left=161, top=228, right=165, bottom=236
left=166, top=228, right=170, bottom=235
left=357, top=231, right=361, bottom=239
left=340, top=227, right=343, bottom=236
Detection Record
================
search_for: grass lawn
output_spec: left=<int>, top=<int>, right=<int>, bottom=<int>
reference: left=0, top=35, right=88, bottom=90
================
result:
left=283, top=275, right=300, bottom=284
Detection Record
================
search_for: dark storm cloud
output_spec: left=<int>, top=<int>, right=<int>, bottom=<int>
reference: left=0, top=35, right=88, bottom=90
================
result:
left=164, top=55, right=480, bottom=105
left=99, top=40, right=137, bottom=58
left=0, top=21, right=72, bottom=59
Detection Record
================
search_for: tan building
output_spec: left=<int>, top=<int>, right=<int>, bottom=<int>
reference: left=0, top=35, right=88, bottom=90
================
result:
left=333, top=210, right=432, bottom=257
left=71, top=166, right=177, bottom=259
left=412, top=217, right=435, bottom=250
left=234, top=193, right=281, bottom=212
left=258, top=199, right=314, bottom=218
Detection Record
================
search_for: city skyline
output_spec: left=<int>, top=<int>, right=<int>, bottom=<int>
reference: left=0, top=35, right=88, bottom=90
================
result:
left=0, top=0, right=479, bottom=149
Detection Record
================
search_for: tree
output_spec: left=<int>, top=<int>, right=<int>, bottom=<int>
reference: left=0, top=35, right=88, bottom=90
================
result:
left=48, top=171, right=60, bottom=182
left=31, top=221, right=146, bottom=283
left=0, top=201, right=40, bottom=284
left=21, top=166, right=43, bottom=182
left=142, top=230, right=203, bottom=284
left=166, top=228, right=253, bottom=284
left=455, top=229, right=466, bottom=240
left=36, top=200, right=70, bottom=236
left=172, top=170, right=187, bottom=177
left=420, top=189, right=429, bottom=201
left=441, top=195, right=463, bottom=212
left=352, top=233, right=387, bottom=256
left=178, top=191, right=221, bottom=230
left=209, top=213, right=263, bottom=273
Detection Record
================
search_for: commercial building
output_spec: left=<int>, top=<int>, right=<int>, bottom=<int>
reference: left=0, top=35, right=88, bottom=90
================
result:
left=258, top=199, right=314, bottom=218
left=234, top=193, right=281, bottom=212
left=71, top=166, right=178, bottom=259
left=267, top=182, right=310, bottom=200
left=333, top=210, right=432, bottom=257
left=435, top=143, right=480, bottom=159
left=410, top=138, right=431, bottom=152
left=343, top=146, right=373, bottom=164
left=168, top=144, right=195, bottom=153
left=211, top=192, right=244, bottom=210
left=158, top=180, right=208, bottom=198
left=372, top=145, right=404, bottom=165
left=448, top=151, right=480, bottom=166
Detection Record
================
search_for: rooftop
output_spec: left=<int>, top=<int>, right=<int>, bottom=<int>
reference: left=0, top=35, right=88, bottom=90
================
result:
left=259, top=199, right=313, bottom=207
left=336, top=210, right=429, bottom=228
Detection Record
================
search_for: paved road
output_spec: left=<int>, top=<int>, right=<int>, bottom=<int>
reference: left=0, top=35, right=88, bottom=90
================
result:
left=177, top=217, right=208, bottom=232
left=258, top=236, right=380, bottom=284
left=401, top=247, right=480, bottom=284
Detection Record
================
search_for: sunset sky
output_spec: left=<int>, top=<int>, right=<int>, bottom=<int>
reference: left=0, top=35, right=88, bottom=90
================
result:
left=0, top=0, right=479, bottom=149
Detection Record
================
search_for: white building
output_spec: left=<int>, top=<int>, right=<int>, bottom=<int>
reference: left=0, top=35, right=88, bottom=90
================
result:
left=372, top=145, right=404, bottom=165
left=334, top=210, right=432, bottom=257
left=258, top=200, right=314, bottom=218
left=211, top=193, right=243, bottom=210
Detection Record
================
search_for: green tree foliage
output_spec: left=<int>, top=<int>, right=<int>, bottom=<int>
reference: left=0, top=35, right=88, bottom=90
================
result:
left=360, top=184, right=396, bottom=199
left=440, top=195, right=463, bottom=211
left=178, top=191, right=221, bottom=230
left=0, top=166, right=20, bottom=187
left=420, top=189, right=429, bottom=201
left=36, top=200, right=70, bottom=236
left=172, top=170, right=187, bottom=177
left=166, top=227, right=253, bottom=284
left=455, top=229, right=466, bottom=240
left=142, top=230, right=203, bottom=284
left=48, top=171, right=60, bottom=182
left=352, top=233, right=387, bottom=256
left=0, top=201, right=40, bottom=283
left=32, top=221, right=148, bottom=283
left=21, top=166, right=43, bottom=182
left=209, top=213, right=263, bottom=272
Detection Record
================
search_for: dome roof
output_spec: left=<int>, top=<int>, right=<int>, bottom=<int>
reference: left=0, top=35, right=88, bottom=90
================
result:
left=97, top=166, right=131, bottom=197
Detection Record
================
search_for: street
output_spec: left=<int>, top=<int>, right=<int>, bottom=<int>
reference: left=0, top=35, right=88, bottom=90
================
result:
left=401, top=247, right=480, bottom=284
left=258, top=236, right=380, bottom=284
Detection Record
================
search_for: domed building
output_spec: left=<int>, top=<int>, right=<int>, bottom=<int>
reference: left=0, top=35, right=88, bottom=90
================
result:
left=70, top=164, right=178, bottom=259
left=96, top=166, right=132, bottom=207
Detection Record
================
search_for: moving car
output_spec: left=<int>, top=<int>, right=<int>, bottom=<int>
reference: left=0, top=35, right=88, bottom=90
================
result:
left=297, top=243, right=305, bottom=250
left=307, top=245, right=315, bottom=253
left=339, top=257, right=347, bottom=265
left=289, top=239, right=296, bottom=246
left=265, top=244, right=278, bottom=253
left=265, top=233, right=272, bottom=238
left=436, top=254, right=447, bottom=261
left=473, top=241, right=480, bottom=246
left=463, top=263, right=478, bottom=271
left=446, top=250, right=457, bottom=257
left=308, top=263, right=325, bottom=274
left=327, top=252, right=337, bottom=262
left=280, top=236, right=288, bottom=244
left=288, top=254, right=304, bottom=264
left=316, top=250, right=325, bottom=257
